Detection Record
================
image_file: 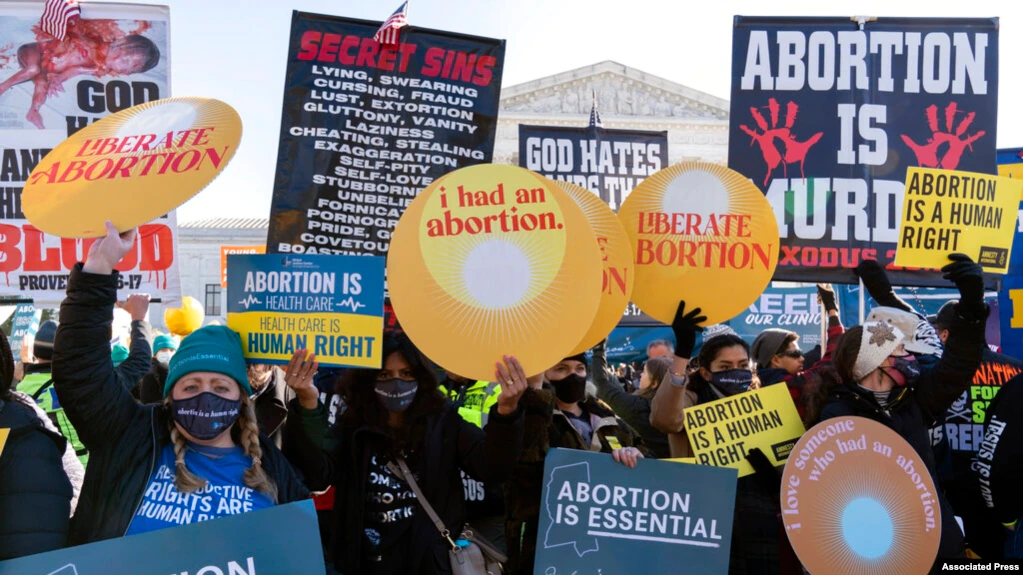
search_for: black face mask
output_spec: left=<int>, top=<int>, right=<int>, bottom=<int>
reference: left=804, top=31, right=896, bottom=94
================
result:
left=551, top=373, right=587, bottom=404
left=884, top=355, right=921, bottom=387
left=375, top=378, right=418, bottom=413
left=171, top=392, right=242, bottom=440
left=709, top=369, right=754, bottom=396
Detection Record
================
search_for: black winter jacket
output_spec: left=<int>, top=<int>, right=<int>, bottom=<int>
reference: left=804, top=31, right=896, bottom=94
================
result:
left=252, top=367, right=295, bottom=449
left=591, top=341, right=670, bottom=458
left=0, top=397, right=72, bottom=559
left=820, top=305, right=987, bottom=559
left=286, top=397, right=524, bottom=575
left=53, top=265, right=310, bottom=546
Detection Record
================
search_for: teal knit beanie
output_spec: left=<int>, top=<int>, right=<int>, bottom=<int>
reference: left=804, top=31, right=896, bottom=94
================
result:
left=164, top=325, right=251, bottom=397
left=153, top=334, right=179, bottom=352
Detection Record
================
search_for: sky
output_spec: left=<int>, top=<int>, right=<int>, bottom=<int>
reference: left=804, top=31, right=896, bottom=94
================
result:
left=121, top=0, right=1023, bottom=223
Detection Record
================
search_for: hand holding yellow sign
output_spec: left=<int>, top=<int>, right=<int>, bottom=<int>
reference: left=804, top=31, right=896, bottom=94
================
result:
left=895, top=167, right=1022, bottom=273
left=550, top=180, right=634, bottom=355
left=23, top=97, right=242, bottom=238
left=683, top=383, right=804, bottom=477
left=388, top=164, right=603, bottom=381
left=618, top=162, right=780, bottom=325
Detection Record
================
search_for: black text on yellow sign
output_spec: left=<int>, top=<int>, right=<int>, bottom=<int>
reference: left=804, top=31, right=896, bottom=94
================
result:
left=896, top=167, right=1022, bottom=273
left=683, top=384, right=805, bottom=477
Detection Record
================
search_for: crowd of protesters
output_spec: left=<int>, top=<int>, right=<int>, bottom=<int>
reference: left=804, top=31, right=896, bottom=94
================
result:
left=1, top=223, right=1021, bottom=574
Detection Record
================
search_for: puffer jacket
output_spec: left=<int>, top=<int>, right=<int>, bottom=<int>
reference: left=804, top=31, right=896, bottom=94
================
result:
left=0, top=397, right=72, bottom=559
left=821, top=304, right=987, bottom=559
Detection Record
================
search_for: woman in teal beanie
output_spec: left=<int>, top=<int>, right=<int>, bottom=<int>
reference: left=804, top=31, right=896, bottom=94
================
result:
left=52, top=223, right=309, bottom=545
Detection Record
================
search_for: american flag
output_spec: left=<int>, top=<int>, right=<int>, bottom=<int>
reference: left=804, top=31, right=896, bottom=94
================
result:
left=588, top=91, right=603, bottom=128
left=40, top=0, right=80, bottom=41
left=374, top=1, right=409, bottom=46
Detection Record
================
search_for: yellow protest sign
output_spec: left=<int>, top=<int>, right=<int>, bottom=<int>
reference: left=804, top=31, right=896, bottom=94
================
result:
left=683, top=383, right=805, bottom=477
left=781, top=417, right=941, bottom=574
left=895, top=167, right=1022, bottom=273
left=0, top=428, right=8, bottom=459
left=23, top=97, right=242, bottom=238
left=998, top=163, right=1023, bottom=180
left=220, top=246, right=266, bottom=287
left=551, top=180, right=634, bottom=355
left=618, top=162, right=780, bottom=325
left=388, top=164, right=603, bottom=381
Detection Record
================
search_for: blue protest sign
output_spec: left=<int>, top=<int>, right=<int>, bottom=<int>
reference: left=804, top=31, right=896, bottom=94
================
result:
left=535, top=448, right=737, bottom=575
left=226, top=253, right=385, bottom=369
left=8, top=303, right=40, bottom=359
left=1000, top=275, right=1023, bottom=360
left=0, top=500, right=323, bottom=574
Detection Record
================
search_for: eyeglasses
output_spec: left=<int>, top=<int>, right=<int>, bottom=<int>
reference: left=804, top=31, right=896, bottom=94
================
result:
left=776, top=350, right=804, bottom=359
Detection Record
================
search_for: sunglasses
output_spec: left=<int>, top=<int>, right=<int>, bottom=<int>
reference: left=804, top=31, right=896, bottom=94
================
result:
left=776, top=350, right=804, bottom=359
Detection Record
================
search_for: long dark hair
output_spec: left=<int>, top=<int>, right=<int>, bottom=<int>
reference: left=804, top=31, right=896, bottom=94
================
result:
left=0, top=330, right=23, bottom=405
left=687, top=334, right=753, bottom=393
left=337, top=334, right=445, bottom=451
left=636, top=357, right=672, bottom=400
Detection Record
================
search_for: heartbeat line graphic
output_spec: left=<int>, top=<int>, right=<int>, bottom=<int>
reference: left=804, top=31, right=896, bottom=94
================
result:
left=237, top=295, right=262, bottom=310
left=335, top=297, right=366, bottom=312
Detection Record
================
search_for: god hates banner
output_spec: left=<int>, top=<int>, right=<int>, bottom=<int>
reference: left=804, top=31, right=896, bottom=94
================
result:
left=0, top=501, right=325, bottom=574
left=0, top=2, right=178, bottom=306
left=518, top=125, right=668, bottom=211
left=226, top=253, right=385, bottom=369
left=729, top=17, right=999, bottom=285
left=267, top=11, right=505, bottom=258
left=536, top=448, right=736, bottom=575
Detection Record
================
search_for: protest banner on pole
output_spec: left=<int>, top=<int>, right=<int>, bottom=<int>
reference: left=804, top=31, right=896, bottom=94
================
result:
left=683, top=383, right=805, bottom=477
left=221, top=245, right=266, bottom=287
left=894, top=168, right=1020, bottom=273
left=226, top=253, right=385, bottom=368
left=387, top=164, right=602, bottom=381
left=0, top=500, right=325, bottom=574
left=0, top=1, right=178, bottom=306
left=535, top=448, right=736, bottom=575
left=552, top=180, right=634, bottom=355
left=781, top=417, right=941, bottom=574
left=266, top=11, right=505, bottom=258
left=729, top=17, right=999, bottom=286
left=618, top=161, right=780, bottom=325
left=519, top=125, right=668, bottom=211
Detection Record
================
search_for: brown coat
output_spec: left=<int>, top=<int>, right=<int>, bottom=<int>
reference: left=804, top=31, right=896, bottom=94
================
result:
left=649, top=372, right=699, bottom=458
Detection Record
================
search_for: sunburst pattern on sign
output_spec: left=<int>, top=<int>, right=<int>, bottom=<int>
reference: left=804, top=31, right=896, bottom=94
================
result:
left=23, top=97, right=242, bottom=238
left=618, top=162, right=780, bottom=325
left=781, top=417, right=942, bottom=575
left=388, top=165, right=603, bottom=381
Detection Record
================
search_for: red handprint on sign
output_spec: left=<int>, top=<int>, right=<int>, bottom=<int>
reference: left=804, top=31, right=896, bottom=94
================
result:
left=900, top=103, right=985, bottom=170
left=739, top=98, right=824, bottom=187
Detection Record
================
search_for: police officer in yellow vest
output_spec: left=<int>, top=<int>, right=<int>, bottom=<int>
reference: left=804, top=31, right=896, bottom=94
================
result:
left=17, top=320, right=89, bottom=466
left=439, top=370, right=506, bottom=551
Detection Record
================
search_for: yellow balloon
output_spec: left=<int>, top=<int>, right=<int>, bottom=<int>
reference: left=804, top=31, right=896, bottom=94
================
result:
left=164, top=297, right=204, bottom=336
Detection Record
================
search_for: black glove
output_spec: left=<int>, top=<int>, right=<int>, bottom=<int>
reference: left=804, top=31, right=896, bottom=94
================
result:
left=942, top=253, right=986, bottom=318
left=855, top=259, right=912, bottom=311
left=816, top=283, right=838, bottom=313
left=746, top=448, right=781, bottom=493
left=671, top=300, right=706, bottom=359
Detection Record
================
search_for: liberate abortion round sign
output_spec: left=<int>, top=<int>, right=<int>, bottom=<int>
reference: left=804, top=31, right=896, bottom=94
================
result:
left=23, top=97, right=242, bottom=238
left=388, top=164, right=603, bottom=381
left=617, top=162, right=779, bottom=325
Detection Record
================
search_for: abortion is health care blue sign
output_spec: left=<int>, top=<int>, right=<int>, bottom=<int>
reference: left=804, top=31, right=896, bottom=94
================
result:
left=535, top=448, right=737, bottom=575
left=0, top=501, right=324, bottom=574
left=227, top=253, right=385, bottom=368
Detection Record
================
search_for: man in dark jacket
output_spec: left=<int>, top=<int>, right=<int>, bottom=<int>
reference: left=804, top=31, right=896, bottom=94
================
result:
left=976, top=372, right=1023, bottom=558
left=822, top=254, right=987, bottom=561
left=931, top=300, right=1023, bottom=559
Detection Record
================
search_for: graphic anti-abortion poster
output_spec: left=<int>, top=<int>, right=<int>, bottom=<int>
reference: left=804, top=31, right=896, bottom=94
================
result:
left=268, top=11, right=505, bottom=258
left=729, top=17, right=999, bottom=286
left=0, top=1, right=179, bottom=305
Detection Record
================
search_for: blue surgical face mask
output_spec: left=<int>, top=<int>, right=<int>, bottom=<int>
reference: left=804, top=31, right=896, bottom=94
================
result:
left=709, top=369, right=754, bottom=396
left=171, top=392, right=241, bottom=440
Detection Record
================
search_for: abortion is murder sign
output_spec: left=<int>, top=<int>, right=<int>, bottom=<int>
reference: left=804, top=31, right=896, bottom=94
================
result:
left=728, top=16, right=999, bottom=285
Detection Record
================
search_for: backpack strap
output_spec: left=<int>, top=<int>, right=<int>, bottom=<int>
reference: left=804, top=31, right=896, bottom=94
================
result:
left=30, top=379, right=54, bottom=401
left=387, top=457, right=458, bottom=550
